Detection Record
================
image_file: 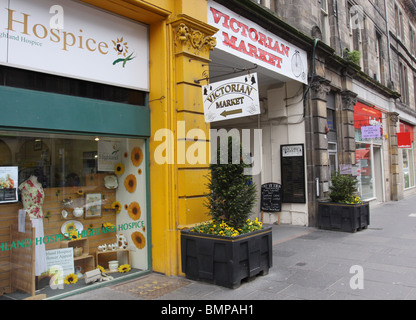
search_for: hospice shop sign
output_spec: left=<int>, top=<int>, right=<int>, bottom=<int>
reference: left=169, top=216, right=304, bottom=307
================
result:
left=203, top=73, right=260, bottom=123
left=0, top=0, right=149, bottom=91
left=208, top=0, right=308, bottom=85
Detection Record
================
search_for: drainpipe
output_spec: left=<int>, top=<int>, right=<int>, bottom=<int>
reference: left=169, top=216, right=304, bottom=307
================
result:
left=384, top=0, right=393, bottom=86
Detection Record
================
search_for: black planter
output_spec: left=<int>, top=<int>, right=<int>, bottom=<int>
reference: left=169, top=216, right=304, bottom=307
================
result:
left=180, top=226, right=273, bottom=289
left=318, top=201, right=370, bottom=233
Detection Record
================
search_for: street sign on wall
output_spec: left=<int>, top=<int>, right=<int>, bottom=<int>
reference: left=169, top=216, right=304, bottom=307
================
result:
left=202, top=73, right=260, bottom=123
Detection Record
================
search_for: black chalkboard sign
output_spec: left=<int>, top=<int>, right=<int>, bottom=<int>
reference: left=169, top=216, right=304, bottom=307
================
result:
left=261, top=183, right=282, bottom=212
left=281, top=144, right=306, bottom=203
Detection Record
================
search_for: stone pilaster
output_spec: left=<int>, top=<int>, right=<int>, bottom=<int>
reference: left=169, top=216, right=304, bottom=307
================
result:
left=387, top=112, right=402, bottom=201
left=306, top=76, right=331, bottom=226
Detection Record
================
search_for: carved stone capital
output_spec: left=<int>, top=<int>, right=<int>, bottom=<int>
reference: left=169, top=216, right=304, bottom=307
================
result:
left=310, top=77, right=331, bottom=101
left=170, top=15, right=217, bottom=57
left=175, top=23, right=216, bottom=53
left=388, top=112, right=400, bottom=124
left=341, top=90, right=358, bottom=111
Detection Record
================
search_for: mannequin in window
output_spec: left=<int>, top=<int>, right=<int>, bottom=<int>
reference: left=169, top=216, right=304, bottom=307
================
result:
left=19, top=175, right=47, bottom=277
left=19, top=175, right=45, bottom=219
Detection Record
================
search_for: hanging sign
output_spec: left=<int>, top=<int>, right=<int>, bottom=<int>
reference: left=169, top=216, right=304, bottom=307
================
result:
left=207, top=0, right=308, bottom=84
left=202, top=73, right=260, bottom=122
left=0, top=0, right=149, bottom=91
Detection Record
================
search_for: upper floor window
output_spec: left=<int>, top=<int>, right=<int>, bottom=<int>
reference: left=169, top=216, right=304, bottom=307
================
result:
left=319, top=0, right=331, bottom=44
left=399, top=61, right=409, bottom=105
left=395, top=3, right=405, bottom=41
left=410, top=24, right=416, bottom=56
left=375, top=31, right=383, bottom=83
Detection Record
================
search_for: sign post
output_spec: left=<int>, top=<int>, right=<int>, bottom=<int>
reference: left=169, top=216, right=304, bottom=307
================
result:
left=260, top=183, right=282, bottom=225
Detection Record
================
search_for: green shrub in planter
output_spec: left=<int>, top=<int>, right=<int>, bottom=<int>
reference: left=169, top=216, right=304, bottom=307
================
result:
left=181, top=137, right=272, bottom=288
left=204, top=136, right=257, bottom=231
left=318, top=172, right=369, bottom=232
left=329, top=172, right=362, bottom=204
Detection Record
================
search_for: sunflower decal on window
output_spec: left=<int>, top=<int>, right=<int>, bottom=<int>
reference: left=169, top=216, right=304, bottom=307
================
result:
left=112, top=37, right=135, bottom=68
left=131, top=147, right=143, bottom=167
left=124, top=174, right=137, bottom=193
left=131, top=231, right=146, bottom=249
left=127, top=201, right=141, bottom=221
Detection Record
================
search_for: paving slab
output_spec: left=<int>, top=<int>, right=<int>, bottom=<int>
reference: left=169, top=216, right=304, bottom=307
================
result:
left=64, top=194, right=416, bottom=300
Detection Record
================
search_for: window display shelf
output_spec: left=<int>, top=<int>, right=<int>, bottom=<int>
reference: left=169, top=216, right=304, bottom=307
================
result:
left=96, top=249, right=130, bottom=273
left=60, top=238, right=95, bottom=273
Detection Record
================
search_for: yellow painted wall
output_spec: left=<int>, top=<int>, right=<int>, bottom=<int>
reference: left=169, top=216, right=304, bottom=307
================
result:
left=81, top=0, right=217, bottom=276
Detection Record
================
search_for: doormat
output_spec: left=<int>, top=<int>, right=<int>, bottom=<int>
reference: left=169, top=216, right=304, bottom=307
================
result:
left=110, top=273, right=191, bottom=300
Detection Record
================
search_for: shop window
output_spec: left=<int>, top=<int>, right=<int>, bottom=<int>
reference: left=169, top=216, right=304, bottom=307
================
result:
left=328, top=142, right=338, bottom=176
left=356, top=142, right=374, bottom=200
left=0, top=66, right=145, bottom=107
left=0, top=131, right=148, bottom=299
left=403, top=144, right=415, bottom=189
left=354, top=102, right=383, bottom=201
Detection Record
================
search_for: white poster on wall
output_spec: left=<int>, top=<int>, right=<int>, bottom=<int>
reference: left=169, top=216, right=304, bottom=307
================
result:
left=98, top=140, right=121, bottom=172
left=46, top=248, right=75, bottom=288
left=207, top=0, right=308, bottom=84
left=1, top=0, right=149, bottom=91
left=0, top=166, right=18, bottom=203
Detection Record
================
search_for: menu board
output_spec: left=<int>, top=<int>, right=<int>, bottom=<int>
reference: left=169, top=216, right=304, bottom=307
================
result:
left=261, top=183, right=282, bottom=212
left=281, top=144, right=306, bottom=203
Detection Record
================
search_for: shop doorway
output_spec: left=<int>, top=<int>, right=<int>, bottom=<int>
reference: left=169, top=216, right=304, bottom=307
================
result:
left=373, top=146, right=384, bottom=202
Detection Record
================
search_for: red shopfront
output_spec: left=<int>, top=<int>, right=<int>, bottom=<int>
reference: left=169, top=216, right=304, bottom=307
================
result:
left=354, top=102, right=384, bottom=202
left=398, top=121, right=415, bottom=189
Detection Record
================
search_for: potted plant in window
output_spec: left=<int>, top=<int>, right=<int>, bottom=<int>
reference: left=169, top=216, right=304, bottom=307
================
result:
left=318, top=172, right=370, bottom=232
left=180, top=137, right=272, bottom=289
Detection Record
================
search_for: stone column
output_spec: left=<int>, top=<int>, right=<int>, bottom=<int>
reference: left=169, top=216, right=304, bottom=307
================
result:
left=387, top=112, right=402, bottom=201
left=306, top=76, right=331, bottom=226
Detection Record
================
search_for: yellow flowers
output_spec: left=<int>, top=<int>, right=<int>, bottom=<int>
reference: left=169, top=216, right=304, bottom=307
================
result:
left=190, top=218, right=263, bottom=237
left=102, top=222, right=115, bottom=230
left=118, top=264, right=131, bottom=273
left=340, top=195, right=363, bottom=204
left=69, top=231, right=79, bottom=240
left=64, top=273, right=78, bottom=285
left=97, top=265, right=105, bottom=273
left=111, top=201, right=122, bottom=213
left=114, top=163, right=125, bottom=175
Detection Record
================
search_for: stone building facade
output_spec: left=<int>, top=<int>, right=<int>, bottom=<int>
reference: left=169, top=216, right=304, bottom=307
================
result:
left=250, top=0, right=416, bottom=225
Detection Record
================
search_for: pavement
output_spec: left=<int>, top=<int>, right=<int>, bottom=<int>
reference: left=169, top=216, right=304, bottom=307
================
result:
left=63, top=194, right=416, bottom=301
